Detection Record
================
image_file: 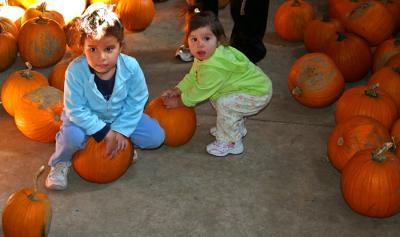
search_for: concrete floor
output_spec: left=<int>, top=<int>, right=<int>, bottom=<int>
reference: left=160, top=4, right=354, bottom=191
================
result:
left=1, top=0, right=400, bottom=236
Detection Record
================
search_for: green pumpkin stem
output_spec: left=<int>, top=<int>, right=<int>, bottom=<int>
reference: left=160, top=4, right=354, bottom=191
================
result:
left=292, top=86, right=302, bottom=96
left=337, top=32, right=346, bottom=41
left=21, top=62, right=33, bottom=78
left=372, top=142, right=393, bottom=162
left=364, top=83, right=379, bottom=97
left=28, top=165, right=45, bottom=201
left=392, top=67, right=400, bottom=74
left=292, top=0, right=301, bottom=7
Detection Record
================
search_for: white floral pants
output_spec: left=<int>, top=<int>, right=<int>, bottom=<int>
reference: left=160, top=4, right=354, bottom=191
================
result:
left=210, top=90, right=273, bottom=143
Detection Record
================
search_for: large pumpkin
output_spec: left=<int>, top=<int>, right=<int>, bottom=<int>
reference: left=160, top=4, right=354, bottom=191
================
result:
left=72, top=137, right=133, bottom=183
left=2, top=166, right=52, bottom=237
left=274, top=0, right=315, bottom=41
left=18, top=16, right=66, bottom=68
left=14, top=86, right=63, bottom=143
left=341, top=143, right=400, bottom=218
left=327, top=116, right=391, bottom=171
left=0, top=25, right=17, bottom=72
left=335, top=84, right=398, bottom=129
left=145, top=97, right=196, bottom=146
left=1, top=62, right=49, bottom=117
left=287, top=52, right=345, bottom=108
left=116, top=0, right=155, bottom=31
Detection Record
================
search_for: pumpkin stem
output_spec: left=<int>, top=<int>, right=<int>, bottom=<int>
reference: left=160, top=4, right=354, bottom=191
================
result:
left=28, top=165, right=45, bottom=201
left=337, top=137, right=344, bottom=146
left=372, top=142, right=393, bottom=162
left=37, top=2, right=48, bottom=13
left=292, top=86, right=302, bottom=96
left=392, top=67, right=400, bottom=74
left=322, top=15, right=330, bottom=22
left=364, top=83, right=379, bottom=97
left=336, top=32, right=347, bottom=41
left=21, top=62, right=33, bottom=78
left=36, top=15, right=48, bottom=24
left=0, top=24, right=4, bottom=33
left=291, top=0, right=301, bottom=7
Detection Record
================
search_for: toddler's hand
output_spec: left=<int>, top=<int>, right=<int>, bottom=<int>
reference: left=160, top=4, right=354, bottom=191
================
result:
left=104, top=130, right=128, bottom=159
left=161, top=87, right=181, bottom=98
left=162, top=95, right=184, bottom=109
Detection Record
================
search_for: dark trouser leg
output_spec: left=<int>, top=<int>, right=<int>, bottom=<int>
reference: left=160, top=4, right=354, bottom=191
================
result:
left=230, top=0, right=269, bottom=63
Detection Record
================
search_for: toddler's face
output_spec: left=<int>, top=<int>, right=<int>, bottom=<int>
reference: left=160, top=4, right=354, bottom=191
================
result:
left=83, top=35, right=121, bottom=76
left=188, top=26, right=218, bottom=61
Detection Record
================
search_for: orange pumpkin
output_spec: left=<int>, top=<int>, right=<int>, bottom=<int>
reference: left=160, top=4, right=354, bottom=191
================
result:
left=328, top=0, right=366, bottom=29
left=0, top=25, right=17, bottom=72
left=14, top=86, right=64, bottom=143
left=0, top=16, right=19, bottom=39
left=377, top=0, right=400, bottom=33
left=274, top=0, right=315, bottom=41
left=327, top=116, right=391, bottom=171
left=324, top=32, right=372, bottom=82
left=335, top=84, right=398, bottom=129
left=49, top=55, right=77, bottom=91
left=385, top=53, right=400, bottom=68
left=63, top=17, right=83, bottom=55
left=372, top=36, right=400, bottom=72
left=33, top=0, right=87, bottom=24
left=341, top=143, right=400, bottom=218
left=1, top=62, right=49, bottom=117
left=145, top=97, right=197, bottom=146
left=116, top=0, right=155, bottom=31
left=2, top=166, right=52, bottom=237
left=21, top=2, right=65, bottom=27
left=72, top=137, right=133, bottom=183
left=287, top=52, right=345, bottom=108
left=18, top=16, right=66, bottom=68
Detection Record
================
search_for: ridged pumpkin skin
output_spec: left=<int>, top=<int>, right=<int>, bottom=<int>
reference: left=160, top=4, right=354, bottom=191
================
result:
left=372, top=36, right=400, bottom=72
left=288, top=52, right=345, bottom=108
left=145, top=97, right=196, bottom=146
left=14, top=86, right=63, bottom=143
left=0, top=27, right=17, bottom=72
left=0, top=16, right=19, bottom=39
left=346, top=1, right=395, bottom=46
left=18, top=16, right=66, bottom=68
left=0, top=64, right=49, bottom=117
left=367, top=67, right=400, bottom=111
left=274, top=0, right=316, bottom=41
left=303, top=17, right=344, bottom=52
left=335, top=85, right=398, bottom=129
left=116, top=0, right=155, bottom=31
left=2, top=166, right=52, bottom=237
left=328, top=0, right=366, bottom=30
left=324, top=32, right=372, bottom=82
left=327, top=116, right=390, bottom=171
left=385, top=53, right=400, bottom=68
left=341, top=144, right=400, bottom=218
left=73, top=137, right=133, bottom=183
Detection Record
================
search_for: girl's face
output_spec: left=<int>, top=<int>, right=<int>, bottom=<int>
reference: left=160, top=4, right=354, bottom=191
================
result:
left=188, top=26, right=218, bottom=61
left=84, top=35, right=121, bottom=78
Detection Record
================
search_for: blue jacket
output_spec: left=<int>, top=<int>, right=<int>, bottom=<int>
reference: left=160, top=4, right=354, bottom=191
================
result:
left=64, top=53, right=148, bottom=137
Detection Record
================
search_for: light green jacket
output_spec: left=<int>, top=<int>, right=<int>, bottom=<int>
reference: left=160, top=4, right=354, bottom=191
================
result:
left=177, top=45, right=272, bottom=107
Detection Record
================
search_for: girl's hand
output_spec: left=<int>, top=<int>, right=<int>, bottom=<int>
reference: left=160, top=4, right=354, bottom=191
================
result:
left=161, top=87, right=181, bottom=98
left=104, top=130, right=128, bottom=159
left=161, top=95, right=184, bottom=109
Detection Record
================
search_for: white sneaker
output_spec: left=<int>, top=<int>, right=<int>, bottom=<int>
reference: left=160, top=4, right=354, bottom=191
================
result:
left=175, top=45, right=193, bottom=62
left=45, top=161, right=71, bottom=190
left=209, top=126, right=247, bottom=138
left=206, top=140, right=244, bottom=157
left=132, top=150, right=138, bottom=162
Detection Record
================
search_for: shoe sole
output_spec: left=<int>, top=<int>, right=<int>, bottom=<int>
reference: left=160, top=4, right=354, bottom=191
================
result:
left=45, top=183, right=67, bottom=191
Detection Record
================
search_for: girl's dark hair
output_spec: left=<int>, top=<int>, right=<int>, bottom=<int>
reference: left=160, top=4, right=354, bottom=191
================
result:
left=184, top=10, right=228, bottom=46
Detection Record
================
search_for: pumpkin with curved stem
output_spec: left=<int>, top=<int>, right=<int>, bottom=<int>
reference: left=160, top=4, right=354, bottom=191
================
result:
left=116, top=0, right=155, bottom=31
left=21, top=2, right=65, bottom=27
left=327, top=116, right=391, bottom=171
left=14, top=86, right=63, bottom=143
left=341, top=143, right=400, bottom=218
left=2, top=165, right=52, bottom=237
left=274, top=0, right=315, bottom=41
left=288, top=52, right=345, bottom=108
left=1, top=62, right=48, bottom=117
left=372, top=36, right=400, bottom=72
left=0, top=24, right=17, bottom=72
left=335, top=84, right=398, bottom=129
left=73, top=137, right=134, bottom=183
left=145, top=97, right=196, bottom=146
left=18, top=16, right=66, bottom=68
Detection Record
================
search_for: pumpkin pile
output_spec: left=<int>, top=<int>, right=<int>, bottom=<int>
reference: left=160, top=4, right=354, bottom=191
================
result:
left=276, top=0, right=400, bottom=218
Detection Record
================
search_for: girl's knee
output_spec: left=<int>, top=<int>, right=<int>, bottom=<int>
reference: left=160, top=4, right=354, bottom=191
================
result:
left=58, top=125, right=86, bottom=149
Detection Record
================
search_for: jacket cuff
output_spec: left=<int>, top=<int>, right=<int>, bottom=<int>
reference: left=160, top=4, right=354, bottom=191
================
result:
left=92, top=124, right=111, bottom=142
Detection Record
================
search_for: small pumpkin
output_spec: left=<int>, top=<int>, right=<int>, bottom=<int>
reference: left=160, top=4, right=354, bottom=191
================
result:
left=2, top=165, right=52, bottom=237
left=21, top=2, right=65, bottom=27
left=14, top=86, right=64, bottom=143
left=341, top=143, right=400, bottom=218
left=372, top=36, right=400, bottom=72
left=145, top=97, right=196, bottom=146
left=287, top=52, right=345, bottom=108
left=0, top=24, right=17, bottom=72
left=72, top=137, right=133, bottom=183
left=116, top=0, right=155, bottom=31
left=1, top=62, right=49, bottom=117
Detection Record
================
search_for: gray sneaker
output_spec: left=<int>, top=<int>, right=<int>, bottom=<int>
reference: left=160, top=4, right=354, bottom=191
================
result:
left=175, top=45, right=193, bottom=62
left=206, top=140, right=244, bottom=157
left=45, top=161, right=71, bottom=191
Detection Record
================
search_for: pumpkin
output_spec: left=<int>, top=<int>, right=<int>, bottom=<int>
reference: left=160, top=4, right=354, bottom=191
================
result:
left=145, top=97, right=197, bottom=146
left=0, top=16, right=18, bottom=39
left=14, top=86, right=63, bottom=143
left=324, top=32, right=372, bottom=82
left=327, top=115, right=391, bottom=171
left=274, top=0, right=315, bottom=41
left=346, top=1, right=395, bottom=46
left=372, top=36, right=400, bottom=72
left=48, top=54, right=77, bottom=91
left=116, top=0, right=155, bottom=31
left=335, top=84, right=398, bottom=129
left=18, top=16, right=66, bottom=68
left=63, top=16, right=83, bottom=55
left=385, top=53, right=400, bottom=67
left=377, top=0, right=400, bottom=33
left=367, top=66, right=400, bottom=111
left=303, top=16, right=344, bottom=53
left=0, top=24, right=17, bottom=72
left=287, top=52, right=345, bottom=108
left=21, top=2, right=65, bottom=27
left=328, top=0, right=366, bottom=29
left=2, top=165, right=52, bottom=237
left=72, top=137, right=134, bottom=183
left=32, top=0, right=86, bottom=24
left=341, top=143, right=400, bottom=218
left=1, top=62, right=48, bottom=117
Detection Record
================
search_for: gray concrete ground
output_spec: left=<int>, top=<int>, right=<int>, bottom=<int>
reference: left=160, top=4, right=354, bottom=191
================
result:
left=1, top=0, right=399, bottom=236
